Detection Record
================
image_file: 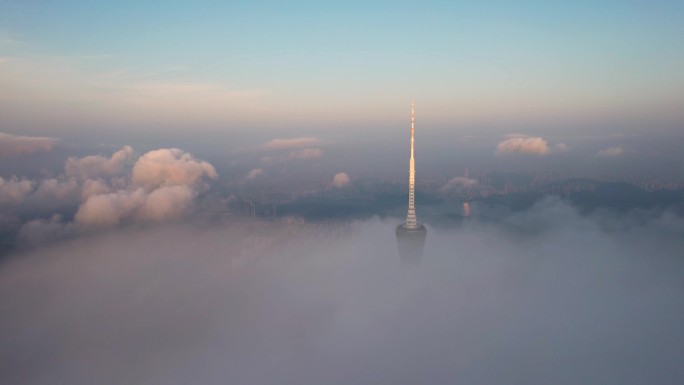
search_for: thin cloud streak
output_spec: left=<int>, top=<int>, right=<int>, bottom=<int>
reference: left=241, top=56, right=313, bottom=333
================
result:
left=0, top=132, right=57, bottom=158
left=0, top=54, right=269, bottom=129
left=261, top=137, right=321, bottom=151
left=597, top=145, right=626, bottom=157
left=287, top=148, right=323, bottom=160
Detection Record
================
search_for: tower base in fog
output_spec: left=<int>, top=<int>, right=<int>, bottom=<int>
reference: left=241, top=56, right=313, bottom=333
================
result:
left=395, top=224, right=427, bottom=264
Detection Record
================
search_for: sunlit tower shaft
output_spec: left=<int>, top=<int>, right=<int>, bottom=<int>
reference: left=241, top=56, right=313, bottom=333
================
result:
left=396, top=99, right=427, bottom=264
left=405, top=99, right=418, bottom=228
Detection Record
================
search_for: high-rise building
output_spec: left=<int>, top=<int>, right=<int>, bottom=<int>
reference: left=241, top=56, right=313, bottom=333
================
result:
left=396, top=99, right=427, bottom=264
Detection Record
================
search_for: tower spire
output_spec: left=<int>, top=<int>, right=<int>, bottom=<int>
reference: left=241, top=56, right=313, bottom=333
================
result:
left=405, top=98, right=418, bottom=229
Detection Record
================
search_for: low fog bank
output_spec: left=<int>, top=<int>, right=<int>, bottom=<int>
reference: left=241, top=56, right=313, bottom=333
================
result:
left=1, top=198, right=683, bottom=385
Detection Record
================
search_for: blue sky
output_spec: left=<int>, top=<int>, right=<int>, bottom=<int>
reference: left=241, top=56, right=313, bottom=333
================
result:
left=1, top=1, right=683, bottom=142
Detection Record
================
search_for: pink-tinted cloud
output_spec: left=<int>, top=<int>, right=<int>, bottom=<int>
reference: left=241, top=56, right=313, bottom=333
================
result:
left=0, top=177, right=34, bottom=204
left=75, top=189, right=147, bottom=226
left=65, top=146, right=134, bottom=180
left=31, top=178, right=80, bottom=203
left=496, top=137, right=550, bottom=156
left=74, top=185, right=197, bottom=227
left=74, top=148, right=218, bottom=227
left=261, top=137, right=320, bottom=151
left=0, top=132, right=57, bottom=158
left=331, top=172, right=351, bottom=188
left=2, top=145, right=219, bottom=229
left=131, top=148, right=218, bottom=189
left=80, top=179, right=112, bottom=201
left=139, top=185, right=195, bottom=222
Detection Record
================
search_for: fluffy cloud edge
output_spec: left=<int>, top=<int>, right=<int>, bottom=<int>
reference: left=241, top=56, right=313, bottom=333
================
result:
left=5, top=146, right=220, bottom=233
left=246, top=168, right=265, bottom=180
left=331, top=172, right=351, bottom=188
left=496, top=137, right=550, bottom=156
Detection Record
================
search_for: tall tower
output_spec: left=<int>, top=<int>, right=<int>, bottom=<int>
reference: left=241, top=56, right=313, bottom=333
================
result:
left=396, top=99, right=427, bottom=264
left=405, top=99, right=418, bottom=228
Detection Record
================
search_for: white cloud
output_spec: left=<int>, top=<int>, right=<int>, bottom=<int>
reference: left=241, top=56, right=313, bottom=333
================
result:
left=131, top=148, right=218, bottom=189
left=554, top=143, right=569, bottom=152
left=75, top=189, right=147, bottom=227
left=246, top=168, right=264, bottom=180
left=65, top=146, right=134, bottom=180
left=139, top=185, right=195, bottom=221
left=31, top=178, right=80, bottom=203
left=331, top=172, right=351, bottom=188
left=0, top=132, right=58, bottom=158
left=0, top=176, right=80, bottom=209
left=597, top=145, right=626, bottom=157
left=439, top=177, right=478, bottom=193
left=496, top=137, right=550, bottom=156
left=287, top=148, right=323, bottom=160
left=71, top=148, right=218, bottom=227
left=80, top=178, right=112, bottom=201
left=74, top=185, right=198, bottom=227
left=261, top=137, right=320, bottom=151
left=2, top=146, right=219, bottom=229
left=73, top=148, right=217, bottom=227
left=259, top=145, right=324, bottom=162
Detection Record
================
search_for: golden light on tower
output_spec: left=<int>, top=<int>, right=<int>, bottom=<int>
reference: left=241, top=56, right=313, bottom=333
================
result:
left=396, top=99, right=427, bottom=264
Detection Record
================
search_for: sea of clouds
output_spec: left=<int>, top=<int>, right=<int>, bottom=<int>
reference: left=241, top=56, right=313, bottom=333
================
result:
left=1, top=195, right=683, bottom=385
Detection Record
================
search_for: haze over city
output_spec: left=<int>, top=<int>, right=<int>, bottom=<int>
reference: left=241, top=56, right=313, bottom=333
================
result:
left=1, top=2, right=684, bottom=384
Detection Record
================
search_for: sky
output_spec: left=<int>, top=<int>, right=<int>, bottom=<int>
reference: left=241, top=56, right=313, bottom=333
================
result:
left=2, top=1, right=684, bottom=144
